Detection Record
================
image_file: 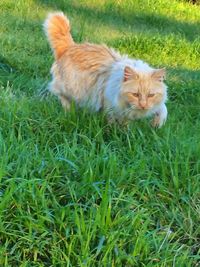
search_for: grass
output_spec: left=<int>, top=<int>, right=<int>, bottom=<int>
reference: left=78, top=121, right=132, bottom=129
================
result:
left=0, top=0, right=200, bottom=266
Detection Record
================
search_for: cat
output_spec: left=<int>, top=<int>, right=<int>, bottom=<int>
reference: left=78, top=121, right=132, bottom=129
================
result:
left=44, top=12, right=168, bottom=127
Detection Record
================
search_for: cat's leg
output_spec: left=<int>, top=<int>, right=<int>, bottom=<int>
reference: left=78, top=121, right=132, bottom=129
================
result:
left=107, top=115, right=116, bottom=124
left=107, top=115, right=129, bottom=126
left=152, top=104, right=167, bottom=128
left=118, top=117, right=129, bottom=126
left=50, top=79, right=71, bottom=110
left=60, top=95, right=71, bottom=110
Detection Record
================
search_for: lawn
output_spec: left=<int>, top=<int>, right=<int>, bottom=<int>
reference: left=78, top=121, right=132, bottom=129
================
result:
left=0, top=0, right=200, bottom=266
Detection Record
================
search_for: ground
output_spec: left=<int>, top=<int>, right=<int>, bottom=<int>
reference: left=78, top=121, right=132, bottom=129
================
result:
left=0, top=0, right=200, bottom=266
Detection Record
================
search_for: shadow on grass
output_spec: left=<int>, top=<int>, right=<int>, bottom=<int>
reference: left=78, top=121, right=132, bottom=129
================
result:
left=34, top=0, right=200, bottom=42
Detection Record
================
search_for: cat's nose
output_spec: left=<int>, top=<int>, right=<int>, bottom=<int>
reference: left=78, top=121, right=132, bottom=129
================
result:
left=139, top=102, right=147, bottom=109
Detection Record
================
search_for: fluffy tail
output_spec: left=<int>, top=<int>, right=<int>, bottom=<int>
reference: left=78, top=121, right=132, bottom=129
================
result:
left=44, top=12, right=74, bottom=60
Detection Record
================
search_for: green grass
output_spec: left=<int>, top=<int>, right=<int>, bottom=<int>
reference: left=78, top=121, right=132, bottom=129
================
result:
left=0, top=0, right=200, bottom=266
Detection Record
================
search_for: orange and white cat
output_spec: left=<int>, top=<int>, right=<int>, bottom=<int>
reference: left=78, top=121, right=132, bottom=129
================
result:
left=44, top=12, right=168, bottom=127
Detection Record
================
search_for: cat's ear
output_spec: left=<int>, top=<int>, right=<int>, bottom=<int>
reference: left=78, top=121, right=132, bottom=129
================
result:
left=151, top=68, right=166, bottom=82
left=124, top=66, right=139, bottom=82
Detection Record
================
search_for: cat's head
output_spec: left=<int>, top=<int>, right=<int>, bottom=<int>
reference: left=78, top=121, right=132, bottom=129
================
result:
left=120, top=66, right=167, bottom=111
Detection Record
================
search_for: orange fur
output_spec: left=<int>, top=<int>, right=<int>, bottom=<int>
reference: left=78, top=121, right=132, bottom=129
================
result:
left=44, top=12, right=168, bottom=127
left=63, top=43, right=118, bottom=72
left=122, top=71, right=165, bottom=110
left=44, top=12, right=74, bottom=59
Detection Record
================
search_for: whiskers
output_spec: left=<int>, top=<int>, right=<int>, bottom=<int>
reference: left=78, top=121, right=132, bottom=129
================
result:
left=120, top=105, right=136, bottom=117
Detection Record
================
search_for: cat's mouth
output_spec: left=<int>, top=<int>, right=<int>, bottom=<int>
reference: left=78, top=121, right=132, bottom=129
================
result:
left=126, top=102, right=152, bottom=112
left=129, top=105, right=149, bottom=111
left=138, top=107, right=149, bottom=111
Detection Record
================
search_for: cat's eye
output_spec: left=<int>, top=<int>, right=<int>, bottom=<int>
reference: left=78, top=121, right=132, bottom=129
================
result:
left=132, top=93, right=139, bottom=97
left=148, top=93, right=155, bottom=98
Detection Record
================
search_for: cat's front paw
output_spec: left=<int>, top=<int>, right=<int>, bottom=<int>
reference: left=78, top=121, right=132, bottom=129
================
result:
left=151, top=105, right=167, bottom=128
left=151, top=115, right=164, bottom=128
